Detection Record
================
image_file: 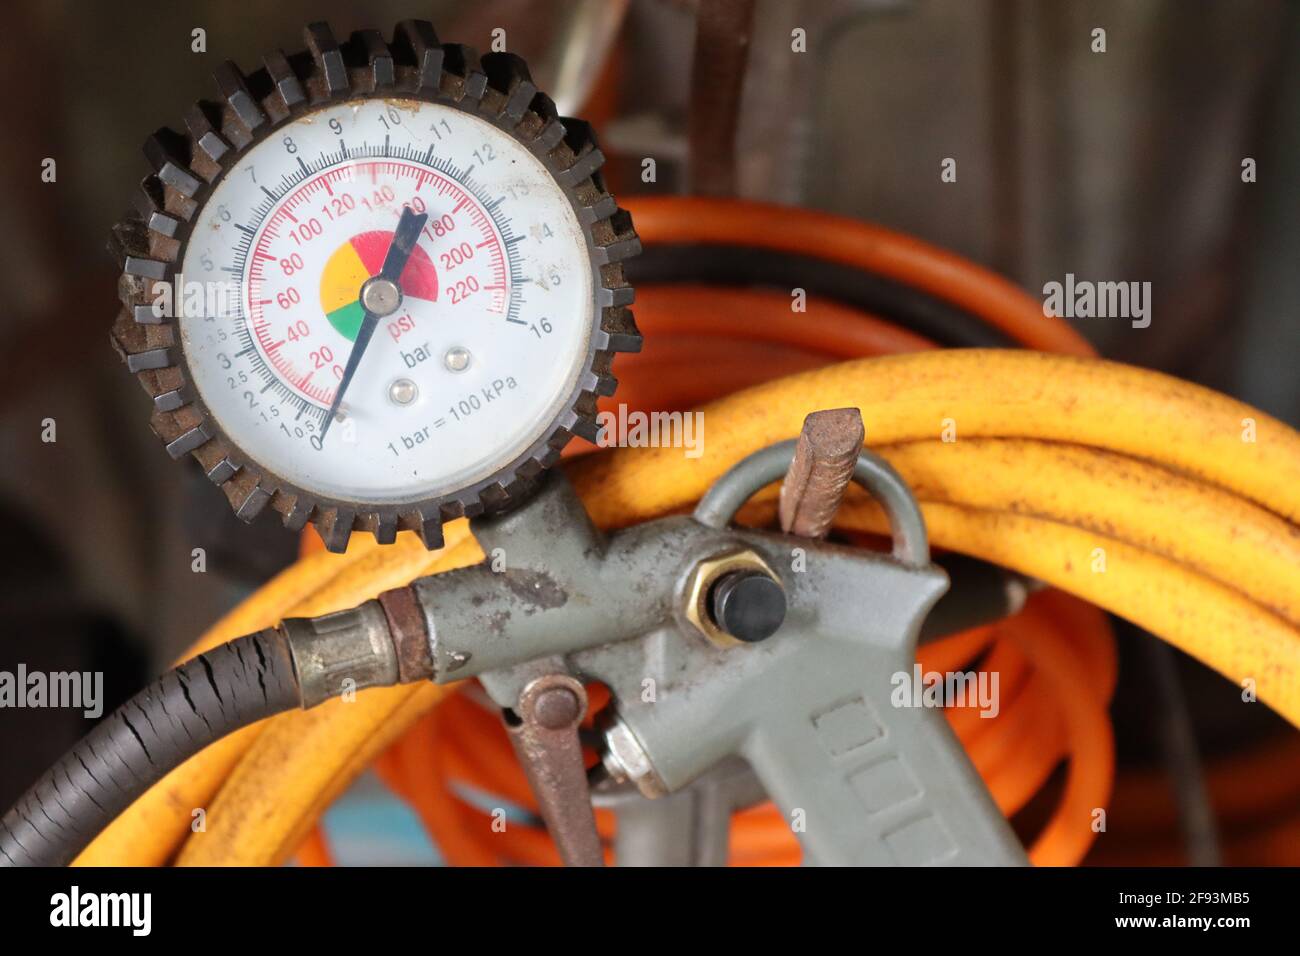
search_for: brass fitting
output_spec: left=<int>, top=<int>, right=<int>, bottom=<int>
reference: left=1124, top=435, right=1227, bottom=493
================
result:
left=681, top=548, right=784, bottom=649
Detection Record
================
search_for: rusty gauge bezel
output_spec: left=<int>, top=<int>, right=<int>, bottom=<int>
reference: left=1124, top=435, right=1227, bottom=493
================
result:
left=109, top=21, right=641, bottom=552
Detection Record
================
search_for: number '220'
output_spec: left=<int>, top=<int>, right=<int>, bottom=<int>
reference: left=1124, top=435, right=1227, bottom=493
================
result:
left=449, top=277, right=480, bottom=303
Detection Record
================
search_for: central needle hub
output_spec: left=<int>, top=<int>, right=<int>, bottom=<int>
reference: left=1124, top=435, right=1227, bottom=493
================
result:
left=360, top=276, right=403, bottom=318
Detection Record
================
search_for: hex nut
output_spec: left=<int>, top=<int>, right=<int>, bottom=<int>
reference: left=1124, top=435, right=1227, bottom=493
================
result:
left=601, top=716, right=667, bottom=798
left=681, top=548, right=784, bottom=649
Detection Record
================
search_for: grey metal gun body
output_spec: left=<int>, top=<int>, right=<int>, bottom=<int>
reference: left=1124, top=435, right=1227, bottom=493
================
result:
left=412, top=470, right=1026, bottom=866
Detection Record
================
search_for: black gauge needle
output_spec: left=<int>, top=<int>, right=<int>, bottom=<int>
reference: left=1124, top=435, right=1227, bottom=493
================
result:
left=318, top=206, right=428, bottom=444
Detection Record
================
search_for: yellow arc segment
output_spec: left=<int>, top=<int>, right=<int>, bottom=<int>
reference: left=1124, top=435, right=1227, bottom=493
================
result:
left=318, top=241, right=372, bottom=316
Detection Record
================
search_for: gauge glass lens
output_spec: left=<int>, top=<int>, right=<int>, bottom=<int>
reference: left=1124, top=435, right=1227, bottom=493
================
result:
left=179, top=97, right=594, bottom=504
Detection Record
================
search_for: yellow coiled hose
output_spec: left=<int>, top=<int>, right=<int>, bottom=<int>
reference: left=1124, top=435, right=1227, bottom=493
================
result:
left=75, top=350, right=1300, bottom=866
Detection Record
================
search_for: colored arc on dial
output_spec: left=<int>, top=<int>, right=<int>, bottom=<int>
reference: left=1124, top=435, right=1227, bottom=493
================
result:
left=319, top=230, right=438, bottom=340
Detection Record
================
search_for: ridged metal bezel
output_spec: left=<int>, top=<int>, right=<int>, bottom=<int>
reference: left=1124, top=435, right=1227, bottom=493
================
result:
left=109, top=20, right=641, bottom=552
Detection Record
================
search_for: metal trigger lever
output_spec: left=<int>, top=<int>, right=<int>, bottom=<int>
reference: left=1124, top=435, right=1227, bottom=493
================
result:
left=502, top=674, right=605, bottom=867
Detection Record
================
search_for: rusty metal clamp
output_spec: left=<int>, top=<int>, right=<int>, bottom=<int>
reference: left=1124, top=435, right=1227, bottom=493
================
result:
left=693, top=428, right=930, bottom=568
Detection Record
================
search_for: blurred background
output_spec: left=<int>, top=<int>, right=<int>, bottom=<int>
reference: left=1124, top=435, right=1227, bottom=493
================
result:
left=1, top=0, right=1297, bottom=864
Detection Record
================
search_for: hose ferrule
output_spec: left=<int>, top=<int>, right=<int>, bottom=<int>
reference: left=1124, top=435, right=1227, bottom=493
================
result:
left=281, top=601, right=400, bottom=708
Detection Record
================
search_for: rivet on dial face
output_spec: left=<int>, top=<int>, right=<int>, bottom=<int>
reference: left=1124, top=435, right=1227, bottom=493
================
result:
left=388, top=378, right=418, bottom=405
left=444, top=347, right=471, bottom=372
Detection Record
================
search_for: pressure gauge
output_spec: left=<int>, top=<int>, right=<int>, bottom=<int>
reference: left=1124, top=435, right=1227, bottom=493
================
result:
left=110, top=21, right=640, bottom=552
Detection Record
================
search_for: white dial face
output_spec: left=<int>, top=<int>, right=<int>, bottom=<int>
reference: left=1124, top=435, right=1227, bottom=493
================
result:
left=179, top=97, right=594, bottom=505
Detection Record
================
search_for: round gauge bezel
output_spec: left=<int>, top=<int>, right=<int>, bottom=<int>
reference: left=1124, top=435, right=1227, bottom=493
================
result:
left=110, top=22, right=641, bottom=552
left=180, top=100, right=597, bottom=505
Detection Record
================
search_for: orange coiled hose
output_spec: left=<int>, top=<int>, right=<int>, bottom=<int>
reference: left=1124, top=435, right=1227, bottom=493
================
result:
left=622, top=197, right=1096, bottom=357
left=1094, top=736, right=1300, bottom=865
left=304, top=198, right=1118, bottom=866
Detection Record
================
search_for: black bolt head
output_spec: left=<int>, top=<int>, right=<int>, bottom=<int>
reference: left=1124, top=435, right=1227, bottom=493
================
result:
left=709, top=570, right=786, bottom=643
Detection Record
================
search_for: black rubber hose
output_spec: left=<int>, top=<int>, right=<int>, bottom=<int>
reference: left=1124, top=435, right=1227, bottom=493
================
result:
left=0, top=628, right=300, bottom=867
left=625, top=244, right=1015, bottom=349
